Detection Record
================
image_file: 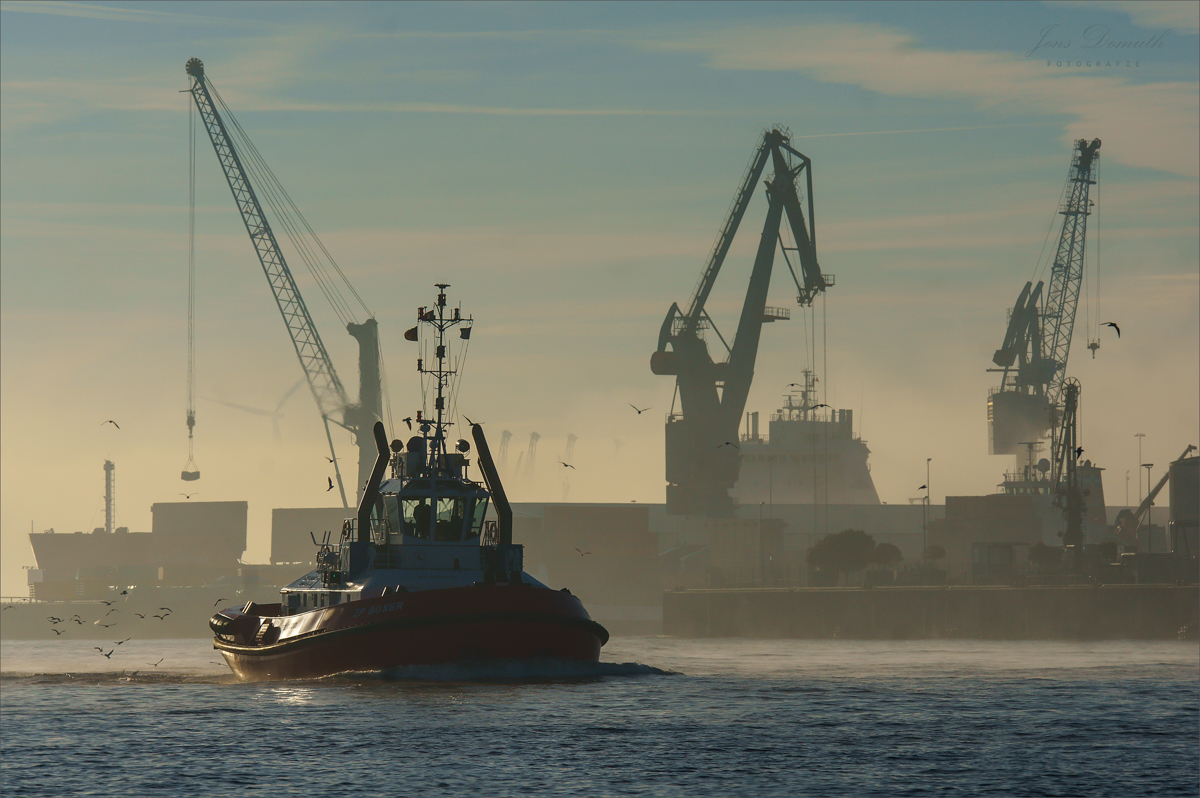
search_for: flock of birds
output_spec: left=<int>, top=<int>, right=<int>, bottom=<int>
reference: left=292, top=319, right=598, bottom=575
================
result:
left=16, top=588, right=181, bottom=667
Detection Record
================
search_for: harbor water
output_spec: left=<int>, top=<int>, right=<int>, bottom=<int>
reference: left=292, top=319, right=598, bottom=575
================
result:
left=2, top=637, right=1197, bottom=796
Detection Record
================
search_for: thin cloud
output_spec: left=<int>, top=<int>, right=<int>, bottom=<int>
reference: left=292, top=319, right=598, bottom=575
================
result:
left=1047, top=1, right=1200, bottom=35
left=257, top=101, right=713, bottom=116
left=792, top=123, right=1052, bottom=140
left=0, top=0, right=267, bottom=27
left=0, top=79, right=713, bottom=131
left=630, top=20, right=1199, bottom=178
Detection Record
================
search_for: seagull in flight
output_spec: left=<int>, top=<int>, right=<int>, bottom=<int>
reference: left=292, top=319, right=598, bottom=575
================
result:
left=324, top=456, right=336, bottom=463
left=179, top=493, right=197, bottom=499
left=94, top=622, right=116, bottom=628
left=213, top=598, right=228, bottom=606
left=99, top=600, right=114, bottom=606
left=1075, top=447, right=1084, bottom=457
left=326, top=477, right=335, bottom=492
left=786, top=383, right=802, bottom=389
left=718, top=442, right=739, bottom=449
left=101, top=649, right=114, bottom=659
left=402, top=417, right=413, bottom=430
left=158, top=607, right=173, bottom=613
left=1101, top=322, right=1120, bottom=338
left=629, top=404, right=651, bottom=415
left=51, top=628, right=64, bottom=635
left=574, top=548, right=591, bottom=556
left=153, top=614, right=169, bottom=621
left=812, top=403, right=830, bottom=409
left=134, top=613, right=146, bottom=619
left=559, top=461, right=575, bottom=469
left=102, top=420, right=120, bottom=429
left=148, top=658, right=164, bottom=667
left=114, top=638, right=132, bottom=646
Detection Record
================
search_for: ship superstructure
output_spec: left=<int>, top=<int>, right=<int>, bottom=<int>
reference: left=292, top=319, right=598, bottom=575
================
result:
left=731, top=370, right=879, bottom=505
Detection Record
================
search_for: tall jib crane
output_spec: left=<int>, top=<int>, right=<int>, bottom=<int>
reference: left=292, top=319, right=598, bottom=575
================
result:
left=185, top=58, right=382, bottom=507
left=651, top=128, right=831, bottom=516
left=988, top=138, right=1100, bottom=456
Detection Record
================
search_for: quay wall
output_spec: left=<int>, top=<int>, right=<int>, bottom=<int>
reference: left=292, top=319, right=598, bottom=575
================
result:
left=663, top=585, right=1199, bottom=640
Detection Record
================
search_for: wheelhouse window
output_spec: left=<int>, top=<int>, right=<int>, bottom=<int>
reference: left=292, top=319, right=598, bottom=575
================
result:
left=403, top=498, right=431, bottom=540
left=376, top=494, right=401, bottom=543
left=467, top=497, right=489, bottom=538
left=435, top=497, right=466, bottom=542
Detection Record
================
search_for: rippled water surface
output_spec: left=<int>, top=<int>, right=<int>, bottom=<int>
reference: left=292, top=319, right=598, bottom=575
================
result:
left=2, top=638, right=1197, bottom=796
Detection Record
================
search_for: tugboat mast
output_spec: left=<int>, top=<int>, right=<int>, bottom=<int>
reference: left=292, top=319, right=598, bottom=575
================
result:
left=414, top=284, right=471, bottom=472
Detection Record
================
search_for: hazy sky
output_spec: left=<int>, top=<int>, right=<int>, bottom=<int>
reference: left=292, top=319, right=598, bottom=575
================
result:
left=2, top=0, right=1197, bottom=596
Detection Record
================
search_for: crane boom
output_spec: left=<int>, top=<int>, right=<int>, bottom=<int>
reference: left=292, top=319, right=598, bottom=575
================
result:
left=186, top=59, right=348, bottom=418
left=1043, top=138, right=1100, bottom=406
left=185, top=57, right=383, bottom=508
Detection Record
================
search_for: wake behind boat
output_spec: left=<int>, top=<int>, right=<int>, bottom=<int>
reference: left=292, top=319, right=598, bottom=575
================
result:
left=211, top=285, right=608, bottom=680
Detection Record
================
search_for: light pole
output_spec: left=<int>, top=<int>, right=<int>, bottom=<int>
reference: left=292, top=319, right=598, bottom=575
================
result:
left=925, top=458, right=932, bottom=570
left=917, top=459, right=931, bottom=577
left=759, top=501, right=766, bottom=586
left=1142, top=463, right=1153, bottom=552
left=1134, top=433, right=1146, bottom=505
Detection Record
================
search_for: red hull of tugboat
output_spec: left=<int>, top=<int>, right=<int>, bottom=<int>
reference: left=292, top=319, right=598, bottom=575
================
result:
left=213, top=584, right=608, bottom=681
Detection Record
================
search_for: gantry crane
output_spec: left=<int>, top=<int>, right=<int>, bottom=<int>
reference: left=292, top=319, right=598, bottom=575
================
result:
left=988, top=138, right=1101, bottom=456
left=651, top=128, right=831, bottom=516
left=185, top=58, right=381, bottom=507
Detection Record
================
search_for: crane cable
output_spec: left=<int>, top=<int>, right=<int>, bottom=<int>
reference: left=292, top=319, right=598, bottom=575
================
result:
left=204, top=76, right=394, bottom=435
left=183, top=94, right=200, bottom=478
left=207, top=78, right=372, bottom=327
left=1096, top=159, right=1101, bottom=330
left=1030, top=158, right=1073, bottom=286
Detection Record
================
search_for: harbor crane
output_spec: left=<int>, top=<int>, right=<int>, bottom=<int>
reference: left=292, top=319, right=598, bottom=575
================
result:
left=988, top=138, right=1101, bottom=456
left=651, top=128, right=831, bottom=516
left=185, top=58, right=381, bottom=507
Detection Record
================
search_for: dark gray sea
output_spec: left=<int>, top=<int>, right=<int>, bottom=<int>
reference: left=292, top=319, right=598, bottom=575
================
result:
left=2, top=638, right=1197, bottom=797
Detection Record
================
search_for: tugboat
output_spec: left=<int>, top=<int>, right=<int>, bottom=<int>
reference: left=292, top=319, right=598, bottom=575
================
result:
left=210, top=285, right=609, bottom=680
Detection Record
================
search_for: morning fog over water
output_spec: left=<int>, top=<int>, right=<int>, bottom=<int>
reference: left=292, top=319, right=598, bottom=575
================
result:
left=2, top=637, right=1197, bottom=797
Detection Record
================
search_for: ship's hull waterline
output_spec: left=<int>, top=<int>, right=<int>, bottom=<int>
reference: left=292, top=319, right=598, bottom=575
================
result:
left=213, top=583, right=608, bottom=681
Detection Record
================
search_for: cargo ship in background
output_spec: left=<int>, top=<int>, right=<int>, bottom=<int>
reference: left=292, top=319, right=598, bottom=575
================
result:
left=731, top=369, right=880, bottom=506
left=210, top=286, right=609, bottom=679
